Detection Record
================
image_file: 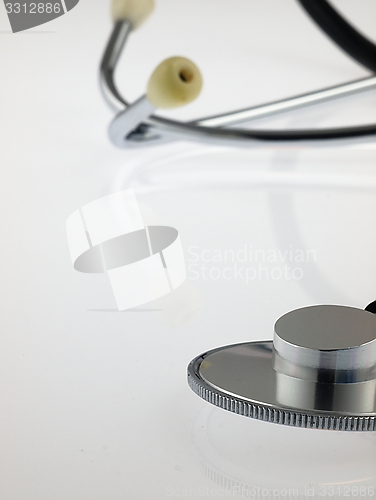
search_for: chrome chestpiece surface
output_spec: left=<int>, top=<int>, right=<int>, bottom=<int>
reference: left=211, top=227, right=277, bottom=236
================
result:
left=188, top=305, right=376, bottom=431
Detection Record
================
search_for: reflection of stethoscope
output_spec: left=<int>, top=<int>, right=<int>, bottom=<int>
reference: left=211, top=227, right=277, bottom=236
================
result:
left=100, top=0, right=376, bottom=148
left=192, top=405, right=376, bottom=492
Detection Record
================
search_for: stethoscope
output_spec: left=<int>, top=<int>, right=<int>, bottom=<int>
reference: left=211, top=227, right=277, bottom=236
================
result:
left=100, top=0, right=376, bottom=149
left=97, top=0, right=376, bottom=431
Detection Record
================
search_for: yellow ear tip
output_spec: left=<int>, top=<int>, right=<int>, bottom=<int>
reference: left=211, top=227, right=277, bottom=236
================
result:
left=112, top=0, right=155, bottom=29
left=146, top=57, right=203, bottom=109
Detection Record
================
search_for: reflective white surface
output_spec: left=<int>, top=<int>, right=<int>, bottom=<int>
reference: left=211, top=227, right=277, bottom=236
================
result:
left=0, top=0, right=376, bottom=498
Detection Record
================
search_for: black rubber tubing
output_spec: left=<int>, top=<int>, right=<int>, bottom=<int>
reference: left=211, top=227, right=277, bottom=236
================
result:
left=297, top=0, right=376, bottom=73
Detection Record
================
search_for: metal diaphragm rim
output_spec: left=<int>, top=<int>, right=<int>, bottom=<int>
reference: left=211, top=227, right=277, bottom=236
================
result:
left=187, top=341, right=376, bottom=431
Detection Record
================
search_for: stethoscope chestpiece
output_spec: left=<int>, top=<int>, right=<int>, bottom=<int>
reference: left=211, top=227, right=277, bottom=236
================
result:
left=188, top=305, right=376, bottom=431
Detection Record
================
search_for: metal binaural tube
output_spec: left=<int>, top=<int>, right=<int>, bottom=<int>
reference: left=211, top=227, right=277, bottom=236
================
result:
left=194, top=77, right=376, bottom=128
left=100, top=20, right=132, bottom=112
left=100, top=22, right=376, bottom=147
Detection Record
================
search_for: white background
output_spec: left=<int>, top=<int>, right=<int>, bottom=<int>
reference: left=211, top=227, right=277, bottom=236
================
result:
left=0, top=1, right=376, bottom=499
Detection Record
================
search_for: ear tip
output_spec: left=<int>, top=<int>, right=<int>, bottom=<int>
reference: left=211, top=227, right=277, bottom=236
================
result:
left=112, top=0, right=155, bottom=28
left=147, top=56, right=203, bottom=109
